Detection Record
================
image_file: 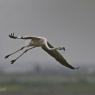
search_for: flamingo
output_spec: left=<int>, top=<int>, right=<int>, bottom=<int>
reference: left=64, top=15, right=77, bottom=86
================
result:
left=5, top=33, right=79, bottom=70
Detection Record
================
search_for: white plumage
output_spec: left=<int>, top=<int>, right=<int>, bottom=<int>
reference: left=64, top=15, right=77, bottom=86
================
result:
left=5, top=33, right=79, bottom=70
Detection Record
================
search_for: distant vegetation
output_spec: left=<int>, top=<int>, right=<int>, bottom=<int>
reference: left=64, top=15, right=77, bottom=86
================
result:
left=0, top=63, right=95, bottom=95
left=0, top=72, right=95, bottom=95
left=1, top=62, right=95, bottom=75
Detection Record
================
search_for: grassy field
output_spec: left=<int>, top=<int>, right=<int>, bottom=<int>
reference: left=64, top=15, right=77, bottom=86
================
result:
left=0, top=74, right=95, bottom=95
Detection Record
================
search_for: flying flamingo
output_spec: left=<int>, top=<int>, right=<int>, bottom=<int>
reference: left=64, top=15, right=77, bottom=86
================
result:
left=5, top=33, right=79, bottom=70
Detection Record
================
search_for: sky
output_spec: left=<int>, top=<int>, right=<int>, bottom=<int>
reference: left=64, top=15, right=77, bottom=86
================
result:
left=0, top=0, right=95, bottom=71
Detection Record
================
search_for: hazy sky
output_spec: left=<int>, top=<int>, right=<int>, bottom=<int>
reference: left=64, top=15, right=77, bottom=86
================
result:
left=0, top=0, right=95, bottom=71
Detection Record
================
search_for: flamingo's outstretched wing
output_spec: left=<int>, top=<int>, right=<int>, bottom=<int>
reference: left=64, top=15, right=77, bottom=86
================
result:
left=42, top=42, right=78, bottom=70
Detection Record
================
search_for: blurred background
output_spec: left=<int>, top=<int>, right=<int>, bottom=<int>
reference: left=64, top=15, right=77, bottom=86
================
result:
left=0, top=0, right=95, bottom=95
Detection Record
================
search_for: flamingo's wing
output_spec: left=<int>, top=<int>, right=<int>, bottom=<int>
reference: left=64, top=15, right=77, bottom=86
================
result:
left=42, top=41, right=78, bottom=70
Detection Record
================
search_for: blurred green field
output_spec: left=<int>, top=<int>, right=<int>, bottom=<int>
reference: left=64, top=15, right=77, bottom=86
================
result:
left=0, top=73, right=95, bottom=95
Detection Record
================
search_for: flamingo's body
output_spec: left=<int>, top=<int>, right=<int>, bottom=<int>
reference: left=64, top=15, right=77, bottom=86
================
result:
left=5, top=33, right=79, bottom=70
